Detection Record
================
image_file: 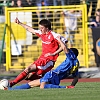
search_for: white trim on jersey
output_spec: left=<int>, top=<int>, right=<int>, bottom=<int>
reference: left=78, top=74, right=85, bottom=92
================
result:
left=37, top=61, right=54, bottom=70
left=50, top=31, right=68, bottom=43
left=51, top=31, right=60, bottom=38
left=34, top=30, right=67, bottom=43
left=34, top=30, right=42, bottom=34
left=42, top=41, right=51, bottom=44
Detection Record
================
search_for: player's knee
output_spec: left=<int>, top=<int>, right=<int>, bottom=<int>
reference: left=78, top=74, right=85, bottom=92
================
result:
left=26, top=64, right=37, bottom=73
left=40, top=86, right=44, bottom=89
left=40, top=84, right=45, bottom=89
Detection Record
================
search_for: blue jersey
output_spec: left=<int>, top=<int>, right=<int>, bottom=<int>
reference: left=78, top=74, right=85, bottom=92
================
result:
left=53, top=49, right=79, bottom=80
left=40, top=49, right=79, bottom=85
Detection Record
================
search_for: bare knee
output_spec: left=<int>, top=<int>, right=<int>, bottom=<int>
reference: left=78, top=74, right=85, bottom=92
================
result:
left=40, top=85, right=45, bottom=89
left=40, top=82, right=46, bottom=89
left=28, top=79, right=40, bottom=88
left=25, top=64, right=36, bottom=73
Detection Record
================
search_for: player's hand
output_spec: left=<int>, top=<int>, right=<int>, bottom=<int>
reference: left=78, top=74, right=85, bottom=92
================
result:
left=66, top=85, right=74, bottom=89
left=90, top=22, right=97, bottom=27
left=91, top=22, right=97, bottom=27
left=44, top=53, right=54, bottom=57
left=15, top=17, right=20, bottom=24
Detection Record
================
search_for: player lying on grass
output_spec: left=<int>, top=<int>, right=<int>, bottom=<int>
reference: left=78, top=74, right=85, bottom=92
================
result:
left=7, top=36, right=79, bottom=90
left=10, top=18, right=67, bottom=87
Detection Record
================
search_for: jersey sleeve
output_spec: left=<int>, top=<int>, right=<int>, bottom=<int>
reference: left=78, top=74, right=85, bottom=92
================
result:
left=60, top=36, right=68, bottom=43
left=52, top=32, right=68, bottom=43
left=34, top=30, right=42, bottom=37
left=52, top=31, right=60, bottom=38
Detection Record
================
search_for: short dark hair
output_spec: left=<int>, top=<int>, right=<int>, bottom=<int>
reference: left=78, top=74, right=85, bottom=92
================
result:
left=39, top=19, right=51, bottom=30
left=70, top=48, right=79, bottom=57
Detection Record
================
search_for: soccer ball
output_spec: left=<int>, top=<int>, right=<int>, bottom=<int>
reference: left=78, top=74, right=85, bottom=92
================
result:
left=0, top=79, right=9, bottom=90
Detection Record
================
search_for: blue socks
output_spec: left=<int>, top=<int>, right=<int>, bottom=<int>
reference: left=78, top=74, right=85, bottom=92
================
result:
left=8, top=83, right=66, bottom=90
left=44, top=84, right=66, bottom=88
left=8, top=83, right=31, bottom=90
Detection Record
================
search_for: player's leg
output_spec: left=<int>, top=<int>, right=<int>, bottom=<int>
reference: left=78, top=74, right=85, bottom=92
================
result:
left=64, top=27, right=70, bottom=39
left=8, top=79, right=40, bottom=90
left=10, top=63, right=37, bottom=87
left=40, top=78, right=66, bottom=89
left=8, top=83, right=31, bottom=90
left=25, top=72, right=42, bottom=81
left=40, top=76, right=66, bottom=89
left=43, top=84, right=66, bottom=88
left=37, top=65, right=54, bottom=75
left=10, top=58, right=54, bottom=87
left=69, top=31, right=75, bottom=48
left=40, top=71, right=65, bottom=89
left=40, top=74, right=74, bottom=89
left=24, top=61, right=54, bottom=81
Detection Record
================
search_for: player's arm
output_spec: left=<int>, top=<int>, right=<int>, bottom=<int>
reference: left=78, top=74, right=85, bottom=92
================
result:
left=15, top=17, right=35, bottom=34
left=44, top=46, right=63, bottom=57
left=57, top=36, right=69, bottom=53
left=88, top=21, right=97, bottom=27
left=70, top=75, right=79, bottom=86
left=44, top=36, right=67, bottom=57
left=66, top=75, right=79, bottom=89
left=53, top=46, right=63, bottom=55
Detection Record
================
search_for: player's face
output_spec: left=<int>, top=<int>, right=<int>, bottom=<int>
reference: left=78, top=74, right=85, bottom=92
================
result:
left=39, top=25, right=48, bottom=34
left=96, top=11, right=100, bottom=21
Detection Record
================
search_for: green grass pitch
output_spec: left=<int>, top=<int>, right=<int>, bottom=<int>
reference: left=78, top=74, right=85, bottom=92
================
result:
left=0, top=82, right=100, bottom=100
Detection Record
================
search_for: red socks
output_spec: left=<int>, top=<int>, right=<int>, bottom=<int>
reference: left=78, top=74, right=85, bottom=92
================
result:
left=10, top=71, right=28, bottom=87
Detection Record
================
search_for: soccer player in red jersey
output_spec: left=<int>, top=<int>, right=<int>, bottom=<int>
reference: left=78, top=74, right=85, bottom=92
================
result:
left=7, top=36, right=78, bottom=90
left=10, top=18, right=67, bottom=87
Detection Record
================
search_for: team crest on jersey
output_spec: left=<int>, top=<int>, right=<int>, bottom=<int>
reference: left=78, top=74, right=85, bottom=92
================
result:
left=48, top=35, right=51, bottom=39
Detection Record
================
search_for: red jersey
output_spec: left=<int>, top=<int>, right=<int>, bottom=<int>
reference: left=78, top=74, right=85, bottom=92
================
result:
left=35, top=30, right=66, bottom=61
left=32, top=30, right=67, bottom=75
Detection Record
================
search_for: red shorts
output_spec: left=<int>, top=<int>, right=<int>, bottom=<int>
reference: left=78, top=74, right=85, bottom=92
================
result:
left=26, top=58, right=55, bottom=81
left=25, top=66, right=53, bottom=81
left=25, top=55, right=57, bottom=81
left=33, top=56, right=55, bottom=75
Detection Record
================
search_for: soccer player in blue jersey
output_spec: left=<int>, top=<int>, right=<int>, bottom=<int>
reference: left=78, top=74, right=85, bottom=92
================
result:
left=7, top=36, right=79, bottom=90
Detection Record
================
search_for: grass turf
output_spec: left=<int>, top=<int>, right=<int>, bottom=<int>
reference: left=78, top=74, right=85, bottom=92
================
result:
left=0, top=82, right=100, bottom=100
